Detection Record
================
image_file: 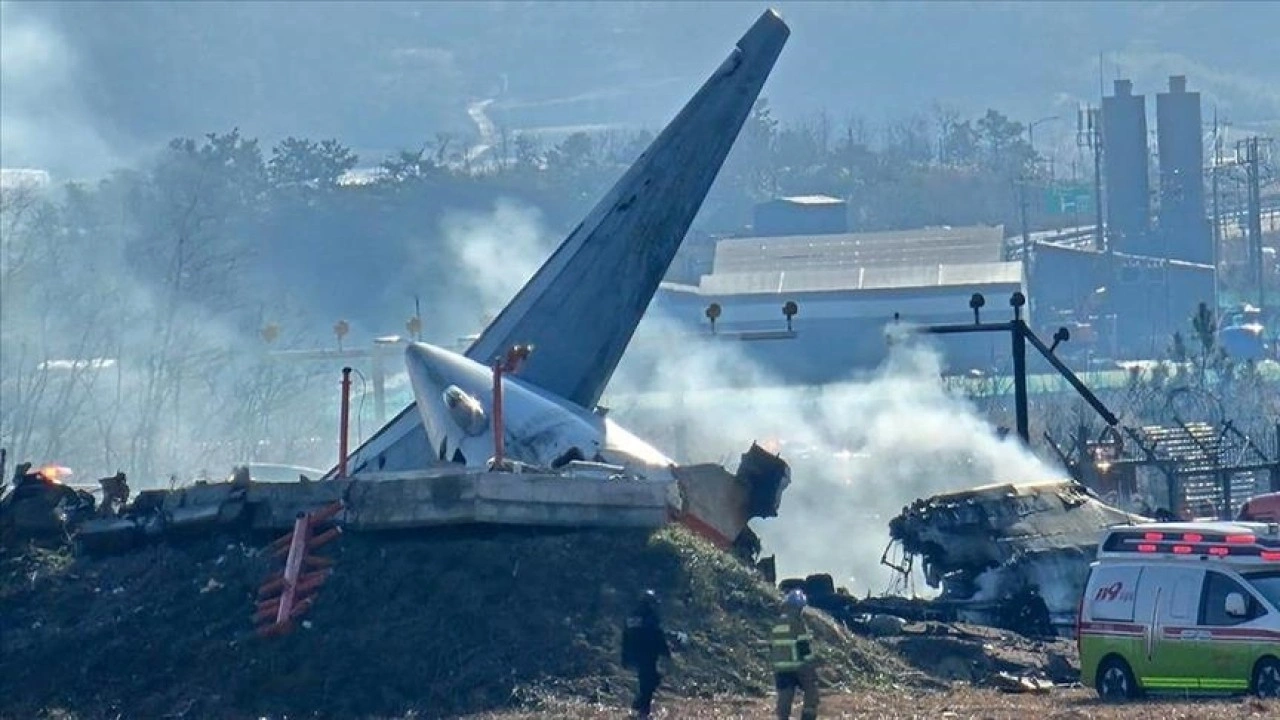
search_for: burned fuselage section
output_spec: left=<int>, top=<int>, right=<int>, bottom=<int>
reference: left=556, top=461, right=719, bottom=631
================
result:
left=888, top=479, right=1150, bottom=634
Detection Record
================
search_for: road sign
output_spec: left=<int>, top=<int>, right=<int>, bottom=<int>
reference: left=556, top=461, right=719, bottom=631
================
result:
left=1044, top=184, right=1094, bottom=215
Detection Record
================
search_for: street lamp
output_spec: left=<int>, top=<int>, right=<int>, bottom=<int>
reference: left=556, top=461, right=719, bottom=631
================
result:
left=1018, top=116, right=1062, bottom=256
left=705, top=303, right=722, bottom=334
left=782, top=300, right=798, bottom=332
left=1027, top=115, right=1061, bottom=172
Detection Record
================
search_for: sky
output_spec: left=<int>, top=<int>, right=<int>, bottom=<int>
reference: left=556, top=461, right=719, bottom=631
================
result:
left=3, top=1, right=1278, bottom=180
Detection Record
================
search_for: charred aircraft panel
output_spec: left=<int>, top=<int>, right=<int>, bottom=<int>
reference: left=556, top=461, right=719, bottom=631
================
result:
left=889, top=480, right=1150, bottom=633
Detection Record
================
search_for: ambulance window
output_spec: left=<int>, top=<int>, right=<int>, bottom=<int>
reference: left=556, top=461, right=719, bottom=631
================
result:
left=1167, top=575, right=1199, bottom=622
left=1200, top=572, right=1265, bottom=626
left=1244, top=572, right=1280, bottom=610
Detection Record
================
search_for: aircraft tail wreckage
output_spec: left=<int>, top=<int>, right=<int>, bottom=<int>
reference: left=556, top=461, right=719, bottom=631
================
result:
left=337, top=9, right=790, bottom=480
left=29, top=10, right=794, bottom=556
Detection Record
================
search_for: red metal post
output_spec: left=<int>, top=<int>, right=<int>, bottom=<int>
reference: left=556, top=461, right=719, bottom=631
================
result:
left=492, top=361, right=505, bottom=466
left=338, top=366, right=352, bottom=478
left=490, top=346, right=532, bottom=469
left=276, top=511, right=311, bottom=626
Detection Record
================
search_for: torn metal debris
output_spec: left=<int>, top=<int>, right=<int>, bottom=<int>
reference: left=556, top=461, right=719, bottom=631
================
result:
left=885, top=479, right=1150, bottom=635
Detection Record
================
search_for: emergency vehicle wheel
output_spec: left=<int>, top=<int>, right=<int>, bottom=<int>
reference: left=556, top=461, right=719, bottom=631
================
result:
left=1253, top=658, right=1280, bottom=698
left=1096, top=657, right=1139, bottom=702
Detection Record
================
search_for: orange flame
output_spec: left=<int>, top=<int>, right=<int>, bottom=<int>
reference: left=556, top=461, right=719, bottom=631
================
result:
left=36, top=465, right=73, bottom=484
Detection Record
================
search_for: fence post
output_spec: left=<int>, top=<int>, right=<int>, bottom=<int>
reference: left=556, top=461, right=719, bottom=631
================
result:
left=1273, top=423, right=1280, bottom=492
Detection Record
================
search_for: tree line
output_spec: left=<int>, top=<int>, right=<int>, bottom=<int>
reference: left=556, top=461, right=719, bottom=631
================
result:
left=0, top=100, right=1256, bottom=484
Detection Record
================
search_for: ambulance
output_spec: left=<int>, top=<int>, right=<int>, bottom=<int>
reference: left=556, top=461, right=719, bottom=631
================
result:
left=1078, top=521, right=1280, bottom=700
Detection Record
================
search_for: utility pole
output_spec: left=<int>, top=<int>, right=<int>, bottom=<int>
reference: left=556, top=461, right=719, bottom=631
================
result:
left=1238, top=136, right=1272, bottom=311
left=1021, top=116, right=1061, bottom=256
left=1077, top=106, right=1105, bottom=252
left=1211, top=109, right=1222, bottom=255
left=1019, top=181, right=1030, bottom=255
left=1211, top=110, right=1223, bottom=311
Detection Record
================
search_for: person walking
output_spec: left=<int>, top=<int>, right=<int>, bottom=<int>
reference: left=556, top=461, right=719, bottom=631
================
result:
left=621, top=589, right=671, bottom=719
left=770, top=589, right=819, bottom=720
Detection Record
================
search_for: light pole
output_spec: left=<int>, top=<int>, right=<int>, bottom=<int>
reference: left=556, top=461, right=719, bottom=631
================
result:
left=1027, top=115, right=1061, bottom=177
left=1019, top=116, right=1061, bottom=253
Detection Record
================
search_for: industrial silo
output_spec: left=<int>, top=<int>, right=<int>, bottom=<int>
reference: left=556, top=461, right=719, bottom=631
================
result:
left=1156, top=75, right=1210, bottom=264
left=1102, top=79, right=1151, bottom=254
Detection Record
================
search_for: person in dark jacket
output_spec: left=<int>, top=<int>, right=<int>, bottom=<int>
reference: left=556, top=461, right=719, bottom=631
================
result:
left=621, top=589, right=671, bottom=719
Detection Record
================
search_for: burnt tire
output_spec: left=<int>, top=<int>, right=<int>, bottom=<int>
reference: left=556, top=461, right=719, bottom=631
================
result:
left=1253, top=658, right=1280, bottom=698
left=1096, top=656, right=1139, bottom=702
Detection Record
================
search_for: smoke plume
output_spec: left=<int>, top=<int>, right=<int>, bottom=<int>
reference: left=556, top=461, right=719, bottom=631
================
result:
left=435, top=199, right=556, bottom=341
left=608, top=313, right=1067, bottom=597
left=0, top=3, right=126, bottom=179
left=429, top=203, right=1070, bottom=596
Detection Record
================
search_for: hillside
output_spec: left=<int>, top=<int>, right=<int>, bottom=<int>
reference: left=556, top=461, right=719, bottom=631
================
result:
left=0, top=526, right=910, bottom=719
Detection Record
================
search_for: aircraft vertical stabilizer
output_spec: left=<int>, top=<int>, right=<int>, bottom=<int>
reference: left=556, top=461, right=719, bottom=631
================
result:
left=340, top=10, right=789, bottom=476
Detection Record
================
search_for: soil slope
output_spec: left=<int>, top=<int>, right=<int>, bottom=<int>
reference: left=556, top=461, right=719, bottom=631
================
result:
left=0, top=526, right=908, bottom=719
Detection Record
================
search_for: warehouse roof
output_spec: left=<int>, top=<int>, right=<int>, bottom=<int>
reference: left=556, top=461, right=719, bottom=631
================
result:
left=714, top=225, right=1006, bottom=274
left=761, top=194, right=845, bottom=206
left=697, top=261, right=1023, bottom=295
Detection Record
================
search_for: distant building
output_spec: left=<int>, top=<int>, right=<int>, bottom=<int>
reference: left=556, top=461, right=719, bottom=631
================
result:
left=1156, top=75, right=1211, bottom=266
left=1101, top=79, right=1152, bottom=254
left=645, top=225, right=1025, bottom=382
left=1029, top=241, right=1215, bottom=359
left=752, top=195, right=848, bottom=237
left=0, top=168, right=52, bottom=191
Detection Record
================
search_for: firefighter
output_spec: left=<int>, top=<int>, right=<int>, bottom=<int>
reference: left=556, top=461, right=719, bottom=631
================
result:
left=771, top=589, right=819, bottom=720
left=621, top=589, right=671, bottom=719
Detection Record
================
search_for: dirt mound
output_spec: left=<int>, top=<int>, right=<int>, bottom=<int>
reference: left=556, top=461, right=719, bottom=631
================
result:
left=0, top=526, right=908, bottom=719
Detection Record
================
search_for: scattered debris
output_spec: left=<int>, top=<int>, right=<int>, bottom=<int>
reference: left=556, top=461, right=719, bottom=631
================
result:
left=879, top=621, right=1080, bottom=687
left=885, top=479, right=1149, bottom=634
left=991, top=671, right=1054, bottom=694
left=0, top=462, right=97, bottom=544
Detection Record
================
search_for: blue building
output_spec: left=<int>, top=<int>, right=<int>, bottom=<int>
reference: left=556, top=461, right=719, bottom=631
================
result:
left=752, top=195, right=849, bottom=236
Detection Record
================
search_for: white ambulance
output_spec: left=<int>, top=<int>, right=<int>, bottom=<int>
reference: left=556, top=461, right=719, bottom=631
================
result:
left=1077, top=521, right=1280, bottom=700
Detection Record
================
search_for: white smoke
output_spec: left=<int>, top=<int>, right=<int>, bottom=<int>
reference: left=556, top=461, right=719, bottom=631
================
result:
left=0, top=3, right=127, bottom=179
left=431, top=203, right=1069, bottom=597
left=437, top=199, right=555, bottom=337
left=608, top=312, right=1067, bottom=597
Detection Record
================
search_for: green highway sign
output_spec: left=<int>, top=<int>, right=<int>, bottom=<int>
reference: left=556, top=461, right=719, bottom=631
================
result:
left=1044, top=184, right=1094, bottom=215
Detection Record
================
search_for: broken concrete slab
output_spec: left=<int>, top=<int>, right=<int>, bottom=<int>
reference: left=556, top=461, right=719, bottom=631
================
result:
left=75, top=469, right=672, bottom=554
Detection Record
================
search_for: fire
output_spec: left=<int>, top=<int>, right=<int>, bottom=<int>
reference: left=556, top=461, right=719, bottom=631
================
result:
left=36, top=465, right=73, bottom=484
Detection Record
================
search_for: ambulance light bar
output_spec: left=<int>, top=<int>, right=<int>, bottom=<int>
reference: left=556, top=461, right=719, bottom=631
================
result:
left=1102, top=527, right=1280, bottom=561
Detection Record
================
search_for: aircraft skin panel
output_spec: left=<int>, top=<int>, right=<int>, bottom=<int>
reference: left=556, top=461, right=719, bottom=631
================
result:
left=335, top=10, right=790, bottom=478
left=344, top=406, right=429, bottom=476
left=402, top=341, right=677, bottom=473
